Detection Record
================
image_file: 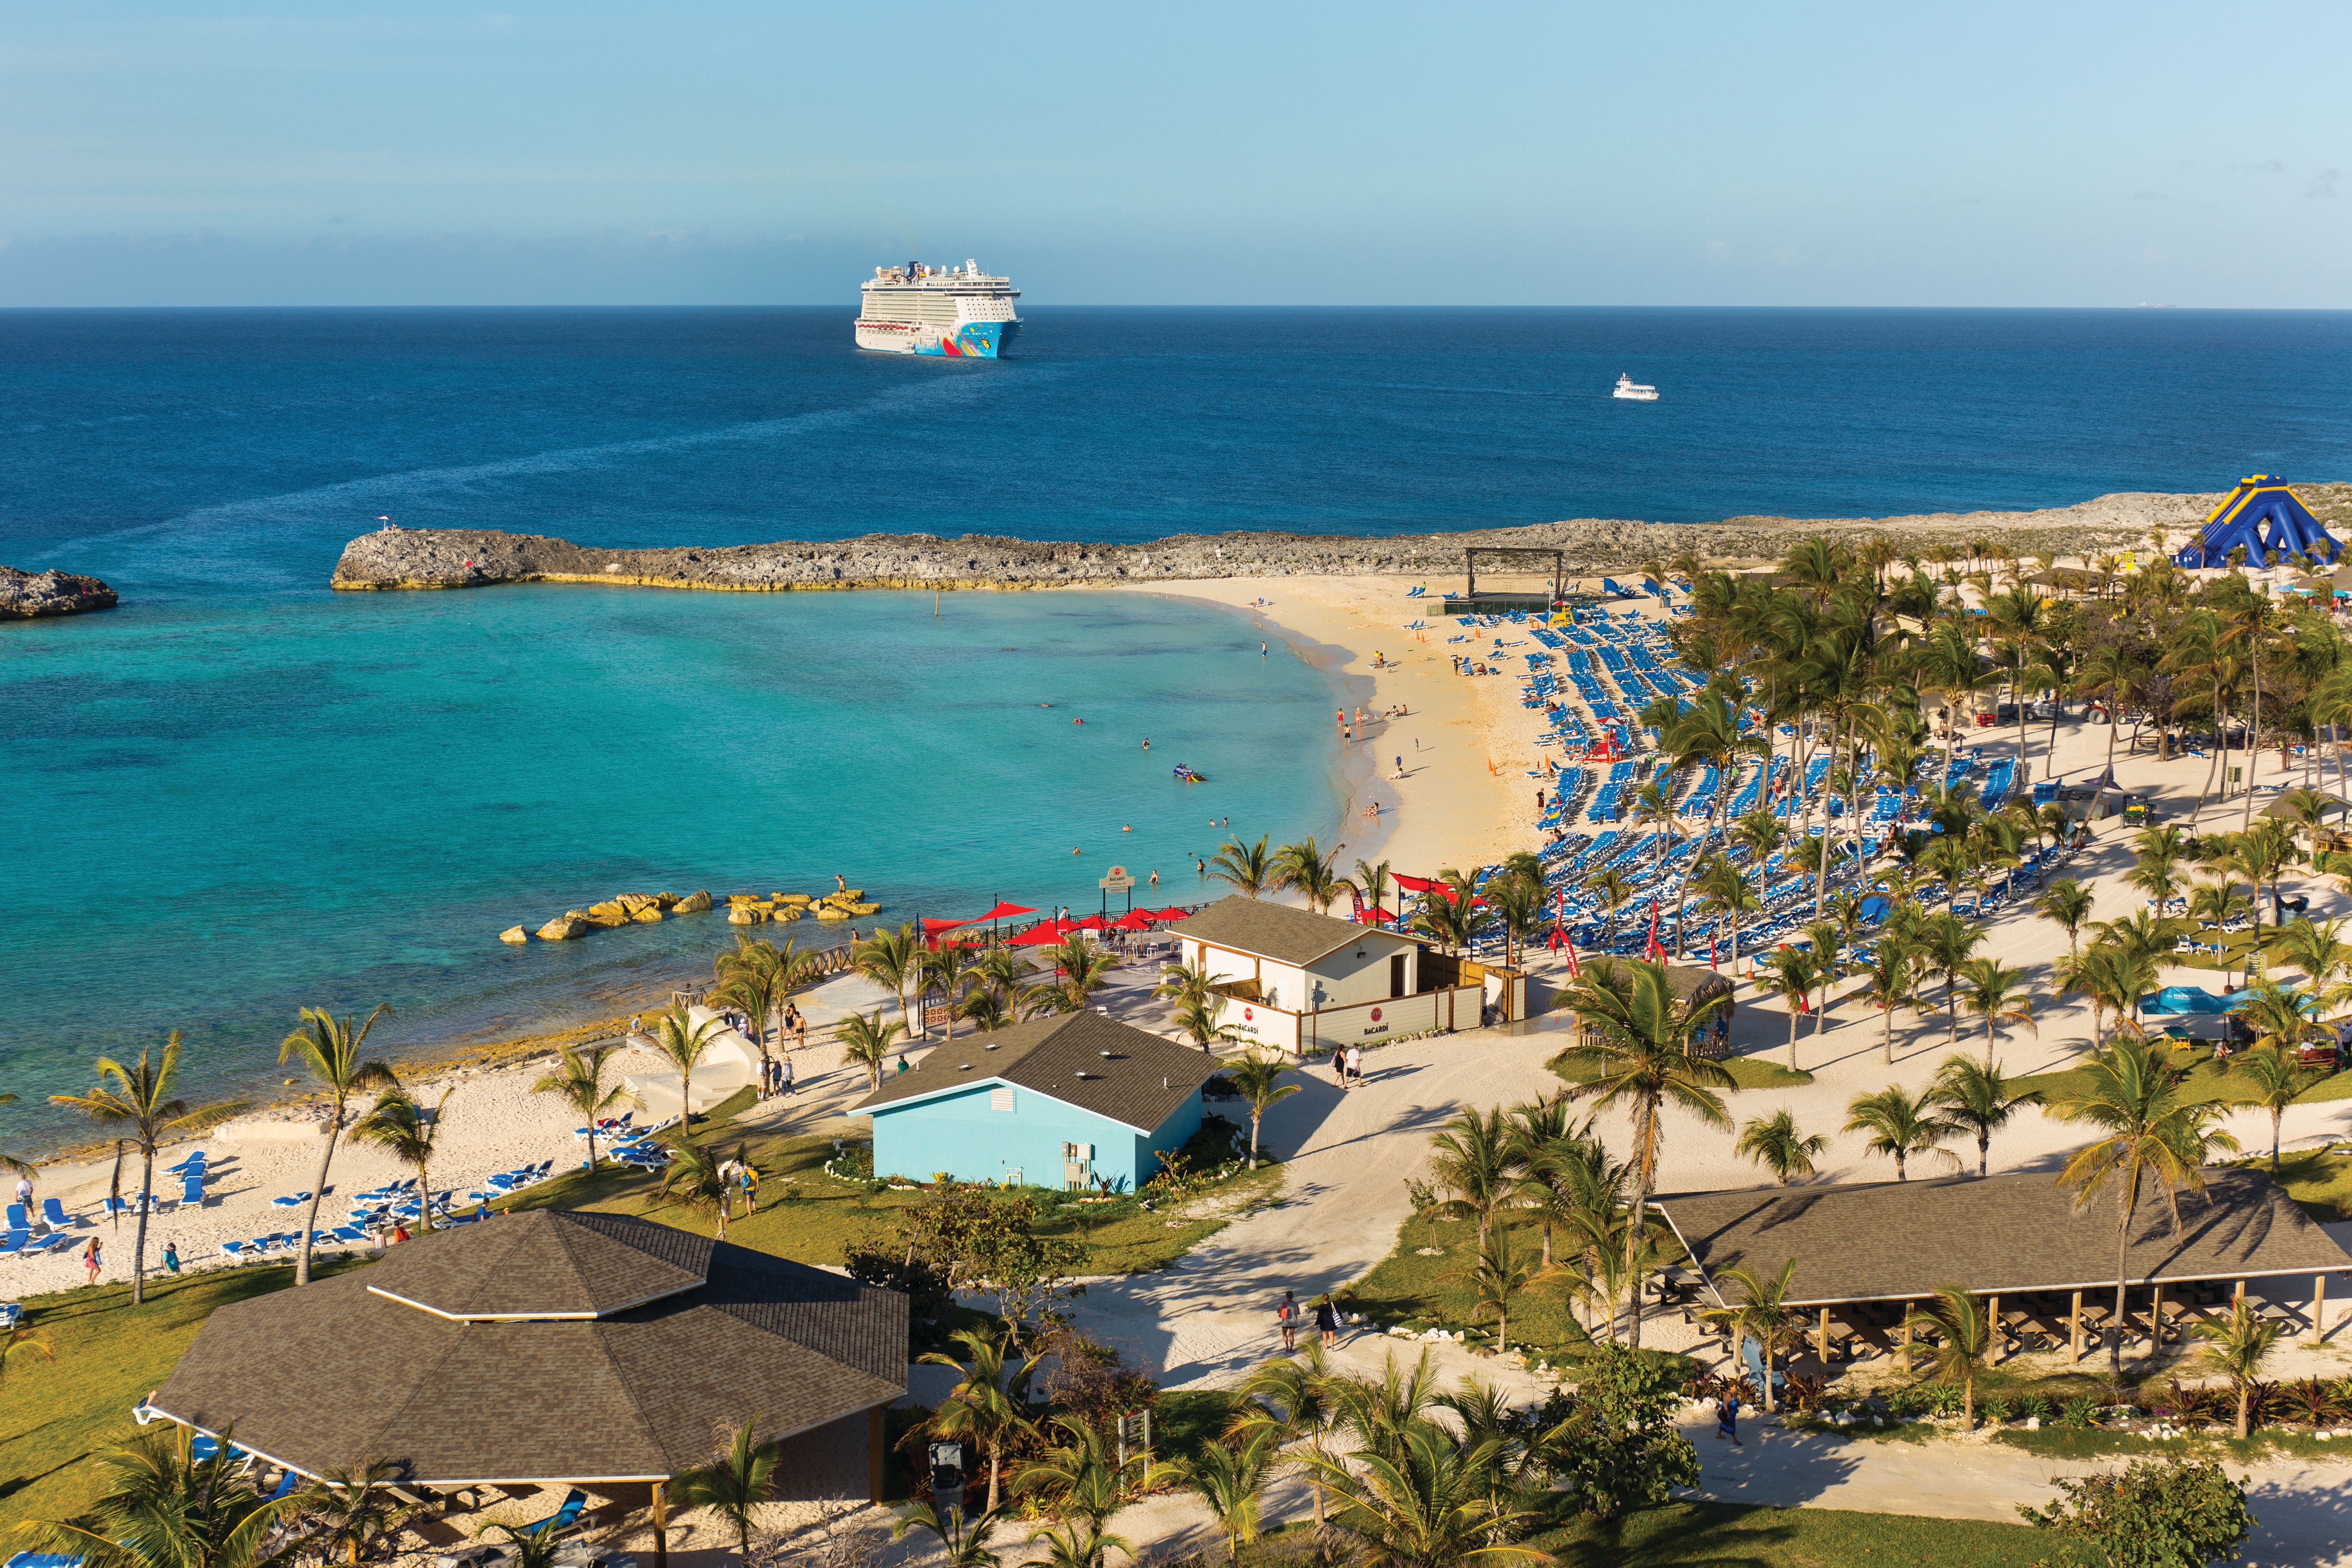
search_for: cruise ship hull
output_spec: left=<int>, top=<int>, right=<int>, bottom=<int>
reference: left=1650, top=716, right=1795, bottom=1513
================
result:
left=854, top=319, right=1018, bottom=359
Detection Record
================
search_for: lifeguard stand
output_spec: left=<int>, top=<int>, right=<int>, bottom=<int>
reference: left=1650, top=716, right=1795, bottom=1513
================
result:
left=2171, top=476, right=2342, bottom=569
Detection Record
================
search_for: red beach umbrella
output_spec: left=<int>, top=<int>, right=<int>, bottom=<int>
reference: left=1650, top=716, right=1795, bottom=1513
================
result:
left=1067, top=915, right=1112, bottom=932
left=1007, top=920, right=1076, bottom=946
left=976, top=901, right=1036, bottom=921
left=1149, top=907, right=1192, bottom=922
left=1111, top=910, right=1155, bottom=931
left=1391, top=874, right=1439, bottom=893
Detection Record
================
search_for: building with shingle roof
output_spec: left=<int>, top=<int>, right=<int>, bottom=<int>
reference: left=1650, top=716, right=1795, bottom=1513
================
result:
left=142, top=1211, right=905, bottom=1511
left=1167, top=895, right=1484, bottom=1050
left=853, top=1012, right=1216, bottom=1192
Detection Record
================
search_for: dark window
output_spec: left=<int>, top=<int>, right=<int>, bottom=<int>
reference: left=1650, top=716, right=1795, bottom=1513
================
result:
left=1390, top=953, right=1408, bottom=998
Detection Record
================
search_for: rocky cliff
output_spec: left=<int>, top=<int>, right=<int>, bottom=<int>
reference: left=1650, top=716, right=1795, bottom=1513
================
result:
left=329, top=487, right=2311, bottom=596
left=0, top=567, right=118, bottom=620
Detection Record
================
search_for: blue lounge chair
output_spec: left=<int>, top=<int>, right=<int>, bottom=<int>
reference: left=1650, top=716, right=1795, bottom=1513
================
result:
left=0, top=1231, right=27, bottom=1257
left=270, top=1193, right=311, bottom=1209
left=547, top=1489, right=589, bottom=1531
left=219, top=1241, right=247, bottom=1259
left=40, top=1198, right=72, bottom=1230
left=174, top=1175, right=204, bottom=1210
left=329, top=1226, right=370, bottom=1244
left=8, top=1551, right=90, bottom=1568
left=4, top=1206, right=27, bottom=1234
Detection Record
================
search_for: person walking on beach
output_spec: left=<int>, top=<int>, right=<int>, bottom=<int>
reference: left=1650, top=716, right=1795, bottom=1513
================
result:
left=12, top=1173, right=29, bottom=1211
left=1715, top=1391, right=1744, bottom=1447
left=161, top=1241, right=181, bottom=1276
left=1277, top=1290, right=1298, bottom=1351
left=1346, top=1044, right=1364, bottom=1087
left=1314, top=1294, right=1340, bottom=1348
left=81, top=1236, right=102, bottom=1285
left=1331, top=1044, right=1347, bottom=1088
left=779, top=1054, right=796, bottom=1096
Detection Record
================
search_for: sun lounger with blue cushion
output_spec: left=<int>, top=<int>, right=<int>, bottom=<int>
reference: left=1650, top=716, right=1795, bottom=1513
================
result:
left=4, top=1206, right=28, bottom=1235
left=40, top=1199, right=73, bottom=1230
left=173, top=1176, right=204, bottom=1210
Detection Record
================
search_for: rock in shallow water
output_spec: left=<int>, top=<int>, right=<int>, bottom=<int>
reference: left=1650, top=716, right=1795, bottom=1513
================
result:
left=0, top=566, right=118, bottom=619
left=498, top=926, right=528, bottom=945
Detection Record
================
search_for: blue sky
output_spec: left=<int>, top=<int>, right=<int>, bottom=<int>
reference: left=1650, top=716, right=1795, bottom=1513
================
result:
left=3, top=1, right=2347, bottom=306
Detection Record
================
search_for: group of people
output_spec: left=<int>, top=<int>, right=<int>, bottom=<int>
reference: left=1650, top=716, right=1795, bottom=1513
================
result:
left=1274, top=1288, right=1343, bottom=1350
left=760, top=1053, right=797, bottom=1098
left=1325, top=1042, right=1367, bottom=1088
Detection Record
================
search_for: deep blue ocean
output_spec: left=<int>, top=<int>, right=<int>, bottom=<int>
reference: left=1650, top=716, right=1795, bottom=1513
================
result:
left=5, top=306, right=2349, bottom=1144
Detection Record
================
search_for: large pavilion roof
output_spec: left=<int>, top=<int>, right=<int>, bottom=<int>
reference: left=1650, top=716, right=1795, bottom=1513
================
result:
left=145, top=1212, right=905, bottom=1484
left=1653, top=1169, right=2349, bottom=1308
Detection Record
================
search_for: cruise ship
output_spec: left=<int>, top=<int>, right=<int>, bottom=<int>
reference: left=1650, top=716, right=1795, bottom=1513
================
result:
left=855, top=260, right=1021, bottom=358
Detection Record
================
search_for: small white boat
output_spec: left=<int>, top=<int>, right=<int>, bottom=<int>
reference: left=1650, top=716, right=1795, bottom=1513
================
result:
left=1612, top=373, right=1658, bottom=402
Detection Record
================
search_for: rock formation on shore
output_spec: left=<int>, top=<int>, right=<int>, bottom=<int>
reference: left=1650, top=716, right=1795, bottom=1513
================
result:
left=0, top=566, right=119, bottom=619
left=329, top=485, right=2352, bottom=596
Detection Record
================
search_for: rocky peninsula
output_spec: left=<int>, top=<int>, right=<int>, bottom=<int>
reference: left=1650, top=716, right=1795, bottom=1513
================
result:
left=0, top=566, right=118, bottom=619
left=329, top=486, right=2347, bottom=595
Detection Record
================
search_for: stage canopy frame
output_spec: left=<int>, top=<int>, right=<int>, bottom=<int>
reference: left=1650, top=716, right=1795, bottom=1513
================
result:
left=1461, top=547, right=1570, bottom=611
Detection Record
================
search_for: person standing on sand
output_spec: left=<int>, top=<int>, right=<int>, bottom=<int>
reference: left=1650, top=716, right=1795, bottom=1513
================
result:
left=780, top=1055, right=796, bottom=1096
left=1277, top=1290, right=1298, bottom=1350
left=1716, top=1391, right=1743, bottom=1446
left=162, top=1241, right=181, bottom=1275
left=1346, top=1044, right=1363, bottom=1087
left=12, top=1172, right=29, bottom=1211
left=1331, top=1044, right=1347, bottom=1088
left=1315, top=1294, right=1340, bottom=1348
left=81, top=1236, right=101, bottom=1285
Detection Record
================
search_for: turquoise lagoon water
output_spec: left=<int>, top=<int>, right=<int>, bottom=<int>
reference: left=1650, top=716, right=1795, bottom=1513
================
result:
left=0, top=585, right=1347, bottom=1145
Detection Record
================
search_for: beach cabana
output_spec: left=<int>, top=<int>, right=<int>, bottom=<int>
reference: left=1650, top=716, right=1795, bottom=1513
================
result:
left=140, top=1212, right=905, bottom=1562
left=2171, top=476, right=2343, bottom=569
left=1652, top=1171, right=2351, bottom=1367
left=854, top=1012, right=1215, bottom=1191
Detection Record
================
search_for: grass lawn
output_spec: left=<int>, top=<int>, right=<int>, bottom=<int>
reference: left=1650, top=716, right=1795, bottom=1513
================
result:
left=0, top=1258, right=372, bottom=1533
left=1346, top=1210, right=1642, bottom=1362
left=1241, top=1501, right=2049, bottom=1566
left=2007, top=1044, right=2352, bottom=1118
left=1551, top=1048, right=1813, bottom=1090
left=502, top=1116, right=1285, bottom=1278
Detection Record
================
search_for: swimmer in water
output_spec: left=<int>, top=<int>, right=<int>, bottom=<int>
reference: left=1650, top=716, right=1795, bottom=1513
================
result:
left=1141, top=737, right=1151, bottom=749
left=1123, top=824, right=1133, bottom=832
left=1074, top=717, right=1084, bottom=725
left=1072, top=847, right=1083, bottom=856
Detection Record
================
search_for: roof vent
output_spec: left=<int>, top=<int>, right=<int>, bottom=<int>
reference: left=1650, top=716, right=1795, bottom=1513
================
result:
left=1100, top=1050, right=1113, bottom=1057
left=959, top=1063, right=972, bottom=1071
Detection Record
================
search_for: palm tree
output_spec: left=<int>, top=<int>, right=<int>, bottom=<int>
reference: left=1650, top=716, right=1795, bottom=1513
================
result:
left=1582, top=867, right=1636, bottom=949
left=918, top=1327, right=1042, bottom=1513
left=0, top=1319, right=57, bottom=1402
left=2222, top=1044, right=2305, bottom=1174
left=1842, top=1085, right=1959, bottom=1181
left=651, top=1138, right=745, bottom=1239
left=1930, top=1055, right=2036, bottom=1178
left=1038, top=935, right=1117, bottom=1013
left=2048, top=1037, right=2241, bottom=1376
left=1229, top=1342, right=1346, bottom=1530
left=1956, top=957, right=2036, bottom=1071
left=2056, top=940, right=2160, bottom=1050
left=292, top=1459, right=410, bottom=1567
left=2190, top=1298, right=2284, bottom=1440
left=714, top=934, right=815, bottom=1066
left=1699, top=1259, right=1798, bottom=1412
left=18, top=1422, right=297, bottom=1568
left=1223, top=1052, right=1299, bottom=1171
left=1019, top=1522, right=1130, bottom=1568
left=667, top=1414, right=782, bottom=1563
left=1295, top=1422, right=1547, bottom=1568
left=1152, top=955, right=1215, bottom=1015
left=531, top=1044, right=625, bottom=1174
left=2271, top=916, right=2352, bottom=1012
left=1426, top=1107, right=1519, bottom=1247
left=1855, top=939, right=1917, bottom=1066
left=1735, top=1108, right=1828, bottom=1185
left=892, top=1504, right=1009, bottom=1568
left=1483, top=871, right=1546, bottom=971
left=1555, top=959, right=1734, bottom=1347
left=275, top=1005, right=398, bottom=1286
left=1903, top=1285, right=1995, bottom=1428
left=351, top=1087, right=452, bottom=1231
left=1272, top=836, right=1346, bottom=915
left=1353, top=858, right=1396, bottom=925
left=1172, top=996, right=1241, bottom=1052
left=51, top=1033, right=212, bottom=1304
left=2034, top=879, right=2097, bottom=958
left=1179, top=1429, right=1277, bottom=1565
left=855, top=923, right=925, bottom=1037
left=1208, top=834, right=1274, bottom=899
left=1444, top=1227, right=1533, bottom=1352
left=921, top=940, right=983, bottom=1047
left=1692, top=854, right=1760, bottom=972
left=1920, top=914, right=1986, bottom=1050
left=644, top=1003, right=727, bottom=1130
left=1761, top=947, right=1820, bottom=1071
left=842, top=1006, right=903, bottom=1090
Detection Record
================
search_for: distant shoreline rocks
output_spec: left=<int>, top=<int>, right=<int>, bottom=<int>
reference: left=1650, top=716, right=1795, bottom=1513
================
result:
left=324, top=488, right=2311, bottom=596
left=1, top=566, right=118, bottom=620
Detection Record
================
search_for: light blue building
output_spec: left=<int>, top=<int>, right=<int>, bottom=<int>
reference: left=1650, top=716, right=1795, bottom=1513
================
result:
left=853, top=1012, right=1216, bottom=1193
